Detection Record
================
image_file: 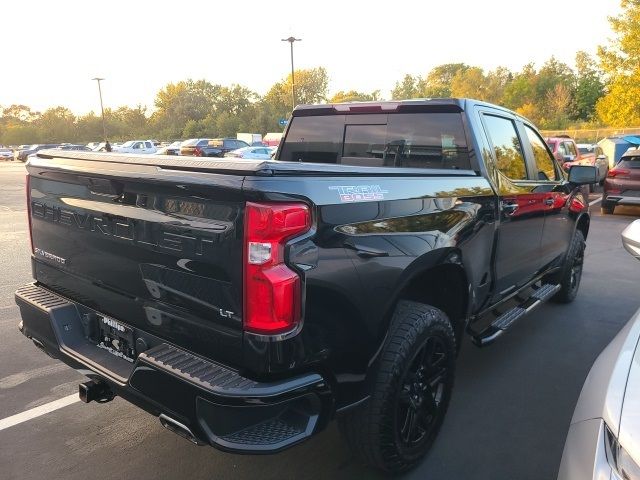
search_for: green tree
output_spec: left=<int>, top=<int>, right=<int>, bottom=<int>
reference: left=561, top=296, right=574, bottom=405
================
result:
left=391, top=74, right=422, bottom=100
left=421, top=63, right=469, bottom=97
left=152, top=79, right=218, bottom=138
left=262, top=67, right=329, bottom=130
left=597, top=0, right=640, bottom=126
left=574, top=51, right=605, bottom=121
left=328, top=90, right=380, bottom=103
left=450, top=67, right=489, bottom=100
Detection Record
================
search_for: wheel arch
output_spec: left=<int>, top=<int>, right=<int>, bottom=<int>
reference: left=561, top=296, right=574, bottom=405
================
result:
left=381, top=249, right=472, bottom=350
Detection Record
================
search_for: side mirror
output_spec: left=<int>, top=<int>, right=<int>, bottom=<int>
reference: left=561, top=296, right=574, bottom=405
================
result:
left=622, top=219, right=640, bottom=260
left=563, top=154, right=575, bottom=162
left=568, top=165, right=598, bottom=185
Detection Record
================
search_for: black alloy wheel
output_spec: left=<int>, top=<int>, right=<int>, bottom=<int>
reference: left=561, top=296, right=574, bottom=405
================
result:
left=396, top=336, right=449, bottom=451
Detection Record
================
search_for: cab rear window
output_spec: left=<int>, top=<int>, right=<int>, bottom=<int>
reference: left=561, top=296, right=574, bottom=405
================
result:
left=279, top=113, right=470, bottom=170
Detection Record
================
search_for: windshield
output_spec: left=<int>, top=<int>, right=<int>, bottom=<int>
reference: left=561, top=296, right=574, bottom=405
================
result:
left=120, top=141, right=135, bottom=148
left=279, top=112, right=470, bottom=169
left=578, top=146, right=593, bottom=154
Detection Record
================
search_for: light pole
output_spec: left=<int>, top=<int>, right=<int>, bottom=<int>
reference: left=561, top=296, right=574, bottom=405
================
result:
left=281, top=37, right=301, bottom=111
left=91, top=77, right=107, bottom=142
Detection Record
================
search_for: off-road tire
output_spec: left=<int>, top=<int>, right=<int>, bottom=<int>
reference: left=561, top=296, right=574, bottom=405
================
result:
left=338, top=301, right=456, bottom=473
left=551, top=230, right=585, bottom=303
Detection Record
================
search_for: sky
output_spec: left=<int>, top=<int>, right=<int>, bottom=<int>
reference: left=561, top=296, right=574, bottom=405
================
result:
left=1, top=0, right=620, bottom=115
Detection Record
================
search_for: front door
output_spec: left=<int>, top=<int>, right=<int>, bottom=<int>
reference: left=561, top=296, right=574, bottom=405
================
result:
left=519, top=123, right=576, bottom=269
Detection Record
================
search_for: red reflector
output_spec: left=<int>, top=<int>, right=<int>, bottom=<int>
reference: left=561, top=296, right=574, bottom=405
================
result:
left=244, top=202, right=311, bottom=335
left=608, top=168, right=630, bottom=178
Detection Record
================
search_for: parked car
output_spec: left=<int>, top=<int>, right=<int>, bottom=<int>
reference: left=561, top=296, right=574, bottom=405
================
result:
left=575, top=143, right=609, bottom=183
left=112, top=140, right=157, bottom=154
left=181, top=138, right=249, bottom=158
left=17, top=98, right=596, bottom=474
left=0, top=148, right=13, bottom=160
left=224, top=146, right=275, bottom=159
left=179, top=138, right=212, bottom=156
left=155, top=141, right=182, bottom=155
left=56, top=144, right=92, bottom=151
left=601, top=148, right=640, bottom=214
left=546, top=136, right=606, bottom=188
left=15, top=144, right=61, bottom=162
left=557, top=219, right=640, bottom=480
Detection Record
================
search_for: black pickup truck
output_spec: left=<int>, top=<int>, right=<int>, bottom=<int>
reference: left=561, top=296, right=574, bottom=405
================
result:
left=16, top=99, right=597, bottom=473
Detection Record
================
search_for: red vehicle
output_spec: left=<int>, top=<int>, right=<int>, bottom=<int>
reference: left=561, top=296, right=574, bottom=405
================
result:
left=601, top=149, right=640, bottom=214
left=545, top=137, right=608, bottom=185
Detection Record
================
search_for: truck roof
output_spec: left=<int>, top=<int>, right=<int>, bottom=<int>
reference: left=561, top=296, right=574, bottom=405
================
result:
left=293, top=98, right=523, bottom=119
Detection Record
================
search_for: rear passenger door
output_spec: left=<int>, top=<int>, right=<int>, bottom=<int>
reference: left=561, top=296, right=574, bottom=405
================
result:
left=479, top=112, right=546, bottom=298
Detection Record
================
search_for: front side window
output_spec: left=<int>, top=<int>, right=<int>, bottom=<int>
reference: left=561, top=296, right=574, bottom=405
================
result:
left=525, top=125, right=558, bottom=181
left=483, top=114, right=527, bottom=180
left=279, top=112, right=470, bottom=169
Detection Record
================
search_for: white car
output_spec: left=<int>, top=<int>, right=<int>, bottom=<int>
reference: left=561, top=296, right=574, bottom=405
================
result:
left=112, top=140, right=157, bottom=154
left=558, top=219, right=640, bottom=480
left=223, top=146, right=275, bottom=160
left=0, top=148, right=13, bottom=161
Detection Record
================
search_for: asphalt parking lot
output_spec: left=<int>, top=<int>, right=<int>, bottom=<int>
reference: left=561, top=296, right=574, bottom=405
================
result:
left=1, top=160, right=639, bottom=480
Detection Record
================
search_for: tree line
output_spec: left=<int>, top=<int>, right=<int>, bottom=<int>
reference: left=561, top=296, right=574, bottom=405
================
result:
left=1, top=0, right=639, bottom=145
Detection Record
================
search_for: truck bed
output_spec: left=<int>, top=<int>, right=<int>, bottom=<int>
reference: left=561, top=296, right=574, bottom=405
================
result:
left=33, top=149, right=478, bottom=177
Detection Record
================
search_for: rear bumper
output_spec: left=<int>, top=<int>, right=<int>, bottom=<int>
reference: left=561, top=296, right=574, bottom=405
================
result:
left=15, top=283, right=332, bottom=453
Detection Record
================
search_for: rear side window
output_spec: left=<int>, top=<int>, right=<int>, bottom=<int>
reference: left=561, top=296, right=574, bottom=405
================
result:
left=482, top=114, right=527, bottom=180
left=619, top=156, right=640, bottom=168
left=279, top=113, right=470, bottom=170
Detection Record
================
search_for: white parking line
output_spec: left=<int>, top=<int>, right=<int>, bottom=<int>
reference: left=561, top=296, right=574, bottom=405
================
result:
left=0, top=394, right=78, bottom=431
left=589, top=197, right=602, bottom=207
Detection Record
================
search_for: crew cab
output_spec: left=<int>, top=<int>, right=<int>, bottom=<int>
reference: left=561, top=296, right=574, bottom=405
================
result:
left=16, top=99, right=596, bottom=473
left=112, top=140, right=157, bottom=154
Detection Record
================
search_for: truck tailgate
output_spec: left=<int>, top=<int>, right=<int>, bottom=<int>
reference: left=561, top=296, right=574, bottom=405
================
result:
left=27, top=153, right=247, bottom=366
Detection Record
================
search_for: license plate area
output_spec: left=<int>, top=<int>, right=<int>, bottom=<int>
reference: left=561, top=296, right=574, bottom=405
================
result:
left=96, top=315, right=136, bottom=363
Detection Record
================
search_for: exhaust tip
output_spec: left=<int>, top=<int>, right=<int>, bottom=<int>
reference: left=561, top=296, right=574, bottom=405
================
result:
left=159, top=414, right=205, bottom=445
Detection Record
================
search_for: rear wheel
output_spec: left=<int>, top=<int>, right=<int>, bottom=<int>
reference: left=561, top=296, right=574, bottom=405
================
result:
left=338, top=301, right=456, bottom=473
left=551, top=230, right=585, bottom=303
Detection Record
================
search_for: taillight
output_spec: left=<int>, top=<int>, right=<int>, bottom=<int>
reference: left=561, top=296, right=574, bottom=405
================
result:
left=26, top=175, right=34, bottom=253
left=244, top=202, right=311, bottom=335
left=608, top=167, right=630, bottom=178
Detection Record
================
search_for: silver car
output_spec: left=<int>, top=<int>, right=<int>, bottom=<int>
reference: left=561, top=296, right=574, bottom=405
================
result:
left=558, top=219, right=640, bottom=480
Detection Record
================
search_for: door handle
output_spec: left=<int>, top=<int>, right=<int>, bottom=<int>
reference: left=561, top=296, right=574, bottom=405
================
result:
left=544, top=198, right=554, bottom=206
left=501, top=202, right=518, bottom=215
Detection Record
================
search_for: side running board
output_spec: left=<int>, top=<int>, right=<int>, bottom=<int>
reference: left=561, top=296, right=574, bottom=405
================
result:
left=471, top=283, right=560, bottom=347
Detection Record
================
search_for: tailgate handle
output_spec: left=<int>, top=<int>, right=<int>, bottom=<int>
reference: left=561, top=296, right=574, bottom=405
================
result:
left=79, top=177, right=123, bottom=197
